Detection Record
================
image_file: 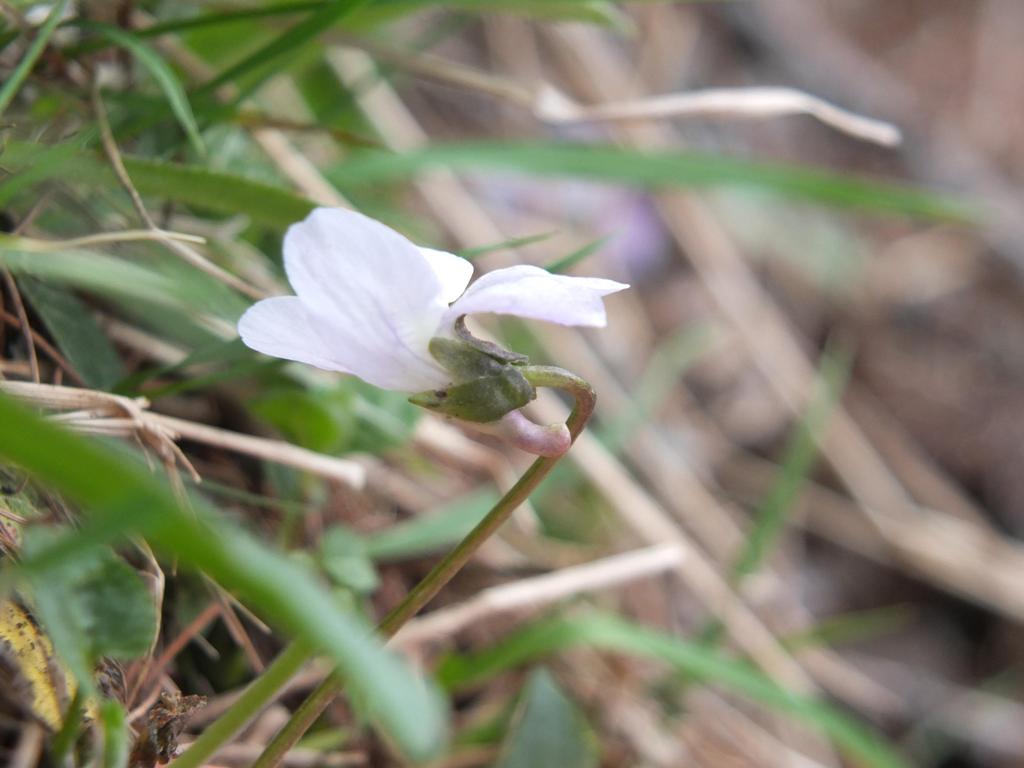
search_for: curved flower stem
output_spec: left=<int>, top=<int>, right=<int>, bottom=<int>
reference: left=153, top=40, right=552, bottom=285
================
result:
left=245, top=367, right=594, bottom=768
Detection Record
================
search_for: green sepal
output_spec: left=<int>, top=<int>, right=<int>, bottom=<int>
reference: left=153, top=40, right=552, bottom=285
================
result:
left=453, top=316, right=528, bottom=365
left=409, top=366, right=534, bottom=423
left=427, top=336, right=507, bottom=382
left=410, top=327, right=535, bottom=423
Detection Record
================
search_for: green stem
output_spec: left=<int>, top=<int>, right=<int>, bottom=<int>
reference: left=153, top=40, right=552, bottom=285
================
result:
left=244, top=367, right=594, bottom=768
left=170, top=642, right=311, bottom=768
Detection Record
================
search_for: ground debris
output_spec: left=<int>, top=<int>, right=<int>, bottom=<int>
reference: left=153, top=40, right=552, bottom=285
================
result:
left=129, top=691, right=206, bottom=768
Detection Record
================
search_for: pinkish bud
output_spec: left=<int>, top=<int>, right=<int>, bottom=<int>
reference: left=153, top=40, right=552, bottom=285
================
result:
left=467, top=409, right=571, bottom=457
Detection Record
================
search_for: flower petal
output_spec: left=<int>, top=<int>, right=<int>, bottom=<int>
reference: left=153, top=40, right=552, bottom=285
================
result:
left=238, top=296, right=349, bottom=372
left=281, top=208, right=451, bottom=391
left=420, top=248, right=474, bottom=304
left=446, top=265, right=628, bottom=328
left=239, top=296, right=449, bottom=391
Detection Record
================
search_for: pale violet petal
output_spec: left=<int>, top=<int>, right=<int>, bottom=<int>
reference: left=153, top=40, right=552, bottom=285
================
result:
left=445, top=264, right=628, bottom=328
left=419, top=247, right=474, bottom=304
left=281, top=207, right=451, bottom=390
left=239, top=296, right=449, bottom=391
left=238, top=296, right=349, bottom=372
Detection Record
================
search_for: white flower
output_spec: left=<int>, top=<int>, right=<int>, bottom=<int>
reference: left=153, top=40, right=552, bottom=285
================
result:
left=238, top=208, right=628, bottom=394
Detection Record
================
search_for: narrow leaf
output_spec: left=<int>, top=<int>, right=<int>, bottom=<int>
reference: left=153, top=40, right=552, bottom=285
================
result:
left=123, top=156, right=317, bottom=229
left=0, top=141, right=318, bottom=230
left=0, top=0, right=70, bottom=115
left=732, top=346, right=851, bottom=582
left=86, top=23, right=206, bottom=156
left=330, top=143, right=975, bottom=221
left=101, top=699, right=129, bottom=768
left=195, top=0, right=366, bottom=98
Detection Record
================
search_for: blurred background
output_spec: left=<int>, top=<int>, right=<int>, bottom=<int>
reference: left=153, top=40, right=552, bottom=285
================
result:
left=2, top=2, right=1023, bottom=767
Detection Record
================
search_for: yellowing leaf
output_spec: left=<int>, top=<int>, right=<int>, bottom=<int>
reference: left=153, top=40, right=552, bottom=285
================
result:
left=0, top=599, right=75, bottom=730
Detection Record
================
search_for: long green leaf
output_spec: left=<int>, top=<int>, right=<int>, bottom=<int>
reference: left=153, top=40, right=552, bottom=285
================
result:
left=0, top=394, right=448, bottom=762
left=128, top=0, right=644, bottom=40
left=101, top=700, right=129, bottom=768
left=0, top=244, right=200, bottom=311
left=0, top=141, right=317, bottom=230
left=86, top=23, right=206, bottom=156
left=439, top=613, right=909, bottom=768
left=123, top=156, right=317, bottom=229
left=330, top=143, right=975, bottom=220
left=347, top=0, right=629, bottom=26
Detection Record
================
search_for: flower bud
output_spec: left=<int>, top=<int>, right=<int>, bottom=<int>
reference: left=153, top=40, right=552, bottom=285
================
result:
left=473, top=410, right=571, bottom=457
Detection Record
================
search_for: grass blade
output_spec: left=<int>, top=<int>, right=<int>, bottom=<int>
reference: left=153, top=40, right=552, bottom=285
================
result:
left=545, top=236, right=609, bottom=274
left=85, top=23, right=206, bottom=156
left=439, top=612, right=909, bottom=768
left=100, top=700, right=129, bottom=768
left=195, top=0, right=366, bottom=98
left=732, top=346, right=851, bottom=582
left=330, top=142, right=975, bottom=220
left=0, top=0, right=70, bottom=116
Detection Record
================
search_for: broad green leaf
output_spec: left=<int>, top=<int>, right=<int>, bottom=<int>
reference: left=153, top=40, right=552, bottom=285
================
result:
left=329, top=143, right=975, bottom=221
left=21, top=532, right=158, bottom=683
left=85, top=23, right=206, bottom=156
left=0, top=393, right=448, bottom=761
left=439, top=612, right=910, bottom=768
left=251, top=388, right=350, bottom=454
left=73, top=554, right=159, bottom=660
left=18, top=278, right=124, bottom=390
left=497, top=668, right=597, bottom=768
left=249, top=379, right=419, bottom=456
left=320, top=527, right=379, bottom=594
left=364, top=489, right=500, bottom=561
